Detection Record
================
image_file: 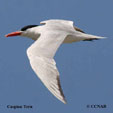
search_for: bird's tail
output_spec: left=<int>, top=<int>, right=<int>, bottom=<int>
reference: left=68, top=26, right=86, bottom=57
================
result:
left=81, top=33, right=106, bottom=41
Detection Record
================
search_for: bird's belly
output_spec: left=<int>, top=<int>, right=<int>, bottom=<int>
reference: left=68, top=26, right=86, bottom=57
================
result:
left=63, top=35, right=83, bottom=43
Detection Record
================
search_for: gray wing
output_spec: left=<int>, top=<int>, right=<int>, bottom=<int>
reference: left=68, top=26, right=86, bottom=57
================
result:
left=27, top=31, right=67, bottom=104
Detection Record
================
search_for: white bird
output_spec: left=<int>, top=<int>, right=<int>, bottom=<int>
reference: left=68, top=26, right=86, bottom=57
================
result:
left=5, top=19, right=105, bottom=104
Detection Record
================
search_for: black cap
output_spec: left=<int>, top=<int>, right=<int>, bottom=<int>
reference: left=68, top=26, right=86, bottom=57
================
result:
left=21, top=25, right=38, bottom=31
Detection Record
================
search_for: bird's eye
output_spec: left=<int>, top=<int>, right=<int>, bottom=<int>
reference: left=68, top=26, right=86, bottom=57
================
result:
left=21, top=25, right=38, bottom=31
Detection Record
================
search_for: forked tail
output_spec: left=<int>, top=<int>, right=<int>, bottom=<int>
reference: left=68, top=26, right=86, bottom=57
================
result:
left=81, top=33, right=106, bottom=41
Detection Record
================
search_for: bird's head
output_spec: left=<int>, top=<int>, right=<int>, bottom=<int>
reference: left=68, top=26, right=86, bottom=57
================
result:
left=5, top=25, right=40, bottom=40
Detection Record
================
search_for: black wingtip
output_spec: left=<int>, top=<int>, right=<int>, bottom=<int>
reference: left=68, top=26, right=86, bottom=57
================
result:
left=83, top=38, right=99, bottom=41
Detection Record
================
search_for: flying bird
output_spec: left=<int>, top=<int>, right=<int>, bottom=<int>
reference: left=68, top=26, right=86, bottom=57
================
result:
left=5, top=19, right=105, bottom=104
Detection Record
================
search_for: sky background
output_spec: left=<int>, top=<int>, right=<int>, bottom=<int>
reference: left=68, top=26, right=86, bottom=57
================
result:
left=0, top=0, right=113, bottom=113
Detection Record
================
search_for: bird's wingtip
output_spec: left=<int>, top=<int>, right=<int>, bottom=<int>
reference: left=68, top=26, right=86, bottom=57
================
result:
left=62, top=99, right=67, bottom=104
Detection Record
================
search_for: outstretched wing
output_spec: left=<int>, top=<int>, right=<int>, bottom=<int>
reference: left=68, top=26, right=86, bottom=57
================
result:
left=27, top=31, right=67, bottom=104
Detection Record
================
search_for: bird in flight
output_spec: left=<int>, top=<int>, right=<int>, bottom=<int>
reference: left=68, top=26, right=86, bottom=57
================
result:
left=5, top=19, right=105, bottom=104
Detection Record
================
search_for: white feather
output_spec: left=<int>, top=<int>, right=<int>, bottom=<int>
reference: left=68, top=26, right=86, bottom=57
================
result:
left=24, top=19, right=105, bottom=104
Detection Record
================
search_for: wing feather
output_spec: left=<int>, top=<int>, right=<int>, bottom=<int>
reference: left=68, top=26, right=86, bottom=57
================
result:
left=27, top=31, right=67, bottom=103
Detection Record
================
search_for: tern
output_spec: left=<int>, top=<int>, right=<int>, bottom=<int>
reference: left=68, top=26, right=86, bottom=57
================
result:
left=5, top=19, right=105, bottom=104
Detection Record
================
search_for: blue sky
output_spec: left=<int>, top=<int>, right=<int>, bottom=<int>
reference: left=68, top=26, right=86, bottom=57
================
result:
left=0, top=0, right=113, bottom=113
